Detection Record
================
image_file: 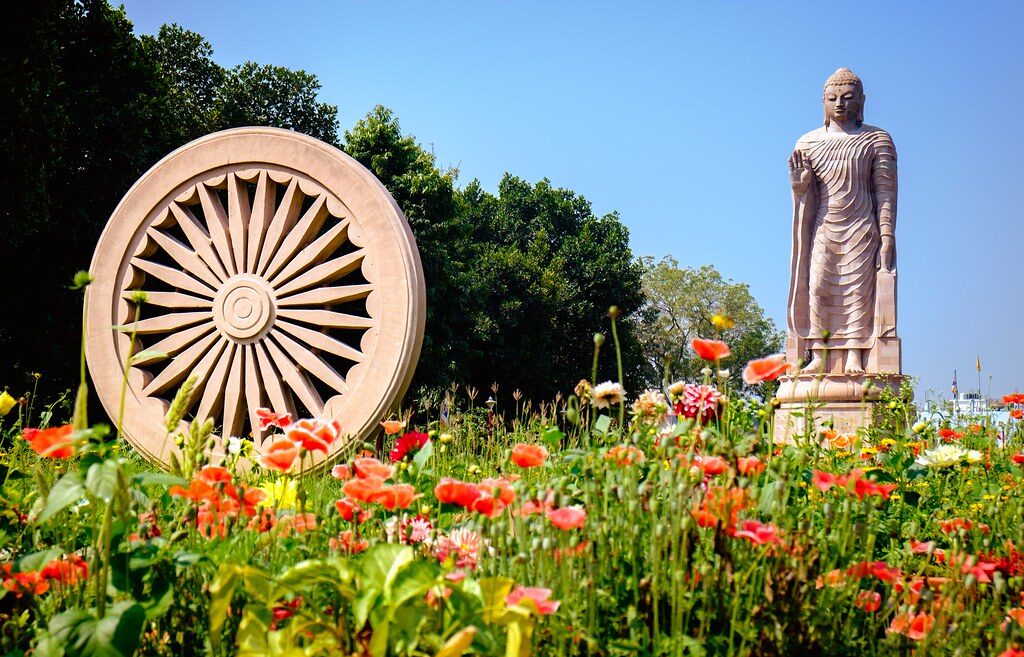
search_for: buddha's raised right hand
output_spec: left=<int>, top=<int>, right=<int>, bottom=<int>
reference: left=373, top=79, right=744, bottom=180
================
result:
left=788, top=149, right=813, bottom=196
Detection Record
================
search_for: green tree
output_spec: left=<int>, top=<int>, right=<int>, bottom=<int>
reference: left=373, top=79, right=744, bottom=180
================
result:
left=636, top=256, right=784, bottom=389
left=217, top=62, right=339, bottom=144
left=343, top=106, right=478, bottom=392
left=461, top=175, right=646, bottom=401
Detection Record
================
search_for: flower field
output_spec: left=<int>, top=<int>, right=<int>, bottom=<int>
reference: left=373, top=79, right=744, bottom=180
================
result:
left=3, top=341, right=1024, bottom=656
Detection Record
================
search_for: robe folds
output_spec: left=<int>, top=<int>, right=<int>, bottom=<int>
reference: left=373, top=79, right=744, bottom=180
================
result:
left=787, top=125, right=897, bottom=351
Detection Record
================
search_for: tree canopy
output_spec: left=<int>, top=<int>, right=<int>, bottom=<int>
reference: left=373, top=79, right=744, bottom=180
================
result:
left=636, top=256, right=784, bottom=390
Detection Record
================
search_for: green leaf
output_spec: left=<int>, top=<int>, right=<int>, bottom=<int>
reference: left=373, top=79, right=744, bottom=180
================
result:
left=85, top=461, right=119, bottom=501
left=36, top=472, right=85, bottom=524
left=385, top=558, right=438, bottom=608
left=47, top=603, right=145, bottom=657
left=360, top=544, right=413, bottom=594
left=479, top=577, right=514, bottom=623
left=413, top=439, right=434, bottom=472
left=593, top=415, right=611, bottom=436
left=132, top=472, right=187, bottom=488
left=540, top=426, right=565, bottom=449
left=17, top=548, right=63, bottom=572
left=209, top=565, right=240, bottom=651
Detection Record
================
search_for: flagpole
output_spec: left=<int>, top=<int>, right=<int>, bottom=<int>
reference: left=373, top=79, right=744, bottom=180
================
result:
left=977, top=355, right=983, bottom=411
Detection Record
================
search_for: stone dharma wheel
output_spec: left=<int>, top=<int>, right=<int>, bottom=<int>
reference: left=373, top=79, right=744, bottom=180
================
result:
left=86, top=127, right=425, bottom=470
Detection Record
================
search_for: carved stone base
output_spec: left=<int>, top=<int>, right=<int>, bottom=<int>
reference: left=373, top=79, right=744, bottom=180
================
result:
left=771, top=373, right=910, bottom=443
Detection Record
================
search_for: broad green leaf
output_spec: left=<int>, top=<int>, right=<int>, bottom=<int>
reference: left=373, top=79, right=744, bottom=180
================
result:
left=386, top=558, right=438, bottom=608
left=17, top=548, right=63, bottom=572
left=479, top=577, right=514, bottom=623
left=593, top=415, right=611, bottom=436
left=36, top=472, right=84, bottom=525
left=209, top=564, right=240, bottom=651
left=85, top=460, right=119, bottom=501
left=540, top=426, right=564, bottom=449
left=359, top=544, right=413, bottom=594
left=413, top=439, right=434, bottom=472
left=47, top=603, right=145, bottom=657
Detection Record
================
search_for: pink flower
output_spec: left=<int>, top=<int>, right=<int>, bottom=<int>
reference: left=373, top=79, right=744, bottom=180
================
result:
left=435, top=528, right=481, bottom=570
left=331, top=464, right=352, bottom=481
left=256, top=408, right=292, bottom=430
left=742, top=354, right=791, bottom=385
left=677, top=384, right=722, bottom=424
left=811, top=470, right=835, bottom=492
left=546, top=506, right=586, bottom=531
left=731, top=519, right=782, bottom=546
left=506, top=586, right=560, bottom=615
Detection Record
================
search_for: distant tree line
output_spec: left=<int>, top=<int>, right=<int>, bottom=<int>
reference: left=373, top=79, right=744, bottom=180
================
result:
left=0, top=0, right=780, bottom=412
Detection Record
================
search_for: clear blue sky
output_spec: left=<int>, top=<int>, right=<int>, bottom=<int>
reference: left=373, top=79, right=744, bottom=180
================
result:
left=120, top=0, right=1024, bottom=401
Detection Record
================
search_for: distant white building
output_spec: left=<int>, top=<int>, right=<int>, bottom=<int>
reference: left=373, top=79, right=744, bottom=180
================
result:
left=918, top=392, right=1012, bottom=426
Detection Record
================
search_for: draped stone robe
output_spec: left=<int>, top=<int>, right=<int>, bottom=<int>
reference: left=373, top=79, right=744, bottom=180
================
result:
left=787, top=125, right=898, bottom=356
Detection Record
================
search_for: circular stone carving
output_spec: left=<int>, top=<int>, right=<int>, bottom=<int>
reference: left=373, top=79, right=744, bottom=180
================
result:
left=86, top=128, right=426, bottom=471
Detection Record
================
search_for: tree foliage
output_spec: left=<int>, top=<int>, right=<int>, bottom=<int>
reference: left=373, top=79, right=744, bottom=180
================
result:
left=636, top=256, right=784, bottom=389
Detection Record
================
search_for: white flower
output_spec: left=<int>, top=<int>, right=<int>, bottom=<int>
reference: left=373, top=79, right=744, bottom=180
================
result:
left=227, top=435, right=243, bottom=455
left=965, top=450, right=984, bottom=464
left=591, top=381, right=625, bottom=409
left=667, top=380, right=686, bottom=401
left=700, top=366, right=713, bottom=377
left=716, top=369, right=730, bottom=382
left=915, top=444, right=968, bottom=468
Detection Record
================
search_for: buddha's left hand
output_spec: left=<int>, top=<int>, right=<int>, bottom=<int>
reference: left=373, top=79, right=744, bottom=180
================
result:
left=879, top=236, right=894, bottom=271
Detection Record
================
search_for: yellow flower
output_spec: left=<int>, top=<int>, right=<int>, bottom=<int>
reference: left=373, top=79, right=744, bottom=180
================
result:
left=711, top=314, right=735, bottom=330
left=258, top=479, right=298, bottom=510
left=0, top=391, right=16, bottom=417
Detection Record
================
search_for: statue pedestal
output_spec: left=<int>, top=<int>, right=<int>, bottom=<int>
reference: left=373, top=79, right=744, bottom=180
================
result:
left=771, top=373, right=909, bottom=443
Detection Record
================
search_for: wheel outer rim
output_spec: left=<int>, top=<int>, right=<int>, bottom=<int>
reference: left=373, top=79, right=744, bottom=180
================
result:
left=86, top=127, right=426, bottom=471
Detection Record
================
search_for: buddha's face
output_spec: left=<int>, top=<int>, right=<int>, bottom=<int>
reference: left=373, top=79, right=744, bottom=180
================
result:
left=823, top=83, right=863, bottom=125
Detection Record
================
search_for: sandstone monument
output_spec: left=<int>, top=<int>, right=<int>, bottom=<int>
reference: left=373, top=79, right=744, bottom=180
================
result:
left=774, top=68, right=906, bottom=440
left=86, top=128, right=426, bottom=470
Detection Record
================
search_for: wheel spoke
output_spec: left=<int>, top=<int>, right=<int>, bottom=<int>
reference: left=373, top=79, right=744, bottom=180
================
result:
left=274, top=250, right=365, bottom=297
left=242, top=345, right=268, bottom=445
left=169, top=202, right=231, bottom=281
left=146, top=228, right=224, bottom=290
left=262, top=195, right=329, bottom=281
left=269, top=218, right=349, bottom=289
left=253, top=341, right=295, bottom=420
left=256, top=178, right=303, bottom=276
left=276, top=309, right=374, bottom=330
left=222, top=344, right=245, bottom=441
left=196, top=342, right=235, bottom=427
left=271, top=329, right=349, bottom=394
left=134, top=323, right=215, bottom=366
left=197, top=184, right=237, bottom=277
left=131, top=257, right=216, bottom=298
left=276, top=320, right=365, bottom=363
left=277, top=283, right=373, bottom=307
left=141, top=330, right=220, bottom=395
left=264, top=336, right=325, bottom=415
left=179, top=337, right=229, bottom=417
left=132, top=311, right=211, bottom=335
left=124, top=290, right=212, bottom=310
left=246, top=171, right=275, bottom=273
left=227, top=174, right=250, bottom=274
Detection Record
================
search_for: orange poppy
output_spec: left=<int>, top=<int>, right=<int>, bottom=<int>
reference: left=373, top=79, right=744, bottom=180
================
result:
left=369, top=483, right=420, bottom=510
left=691, top=338, right=731, bottom=361
left=887, top=611, right=933, bottom=641
left=742, top=354, right=791, bottom=385
left=736, top=456, right=764, bottom=476
left=435, top=478, right=483, bottom=508
left=381, top=420, right=406, bottom=435
left=343, top=476, right=387, bottom=503
left=260, top=439, right=299, bottom=472
left=1011, top=409, right=1024, bottom=420
left=285, top=418, right=340, bottom=453
left=353, top=457, right=394, bottom=480
left=23, top=425, right=75, bottom=459
left=510, top=443, right=548, bottom=468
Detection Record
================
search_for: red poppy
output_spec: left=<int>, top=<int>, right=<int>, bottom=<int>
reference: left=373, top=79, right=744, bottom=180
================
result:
left=691, top=338, right=731, bottom=361
left=331, top=464, right=352, bottom=480
left=742, top=354, right=791, bottom=385
left=286, top=418, right=342, bottom=453
left=855, top=590, right=881, bottom=612
left=278, top=513, right=317, bottom=536
left=506, top=586, right=560, bottom=615
left=435, top=478, right=484, bottom=509
left=330, top=530, right=368, bottom=554
left=335, top=498, right=369, bottom=523
left=692, top=454, right=728, bottom=476
left=40, top=555, right=88, bottom=585
left=389, top=431, right=429, bottom=462
left=479, top=477, right=516, bottom=506
left=23, top=425, right=76, bottom=459
left=510, top=443, right=549, bottom=468
left=546, top=506, right=586, bottom=530
left=1012, top=410, right=1024, bottom=420
left=1003, top=393, right=1024, bottom=405
left=736, top=456, right=764, bottom=476
left=256, top=408, right=292, bottom=430
left=605, top=445, right=644, bottom=466
left=887, top=611, right=933, bottom=641
left=2, top=566, right=50, bottom=597
left=261, top=438, right=299, bottom=472
left=812, top=470, right=836, bottom=492
left=938, top=428, right=964, bottom=442
left=731, top=520, right=782, bottom=546
left=1013, top=454, right=1024, bottom=465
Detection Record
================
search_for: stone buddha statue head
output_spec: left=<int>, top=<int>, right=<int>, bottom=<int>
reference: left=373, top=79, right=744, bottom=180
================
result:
left=822, top=67, right=865, bottom=128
